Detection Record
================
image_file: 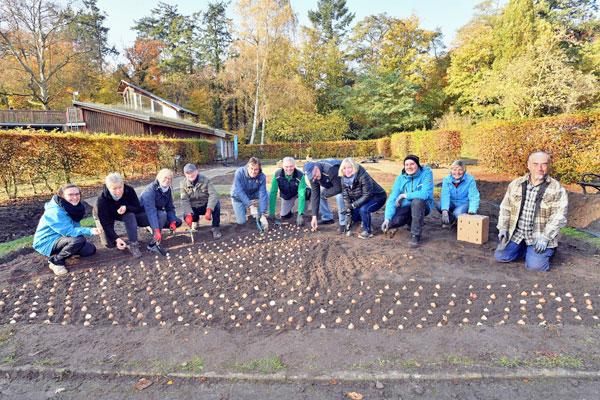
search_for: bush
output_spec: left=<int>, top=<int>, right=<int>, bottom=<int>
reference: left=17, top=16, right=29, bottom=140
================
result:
left=0, top=129, right=216, bottom=199
left=238, top=139, right=382, bottom=160
left=267, top=110, right=349, bottom=143
left=477, top=113, right=600, bottom=183
left=389, top=130, right=462, bottom=164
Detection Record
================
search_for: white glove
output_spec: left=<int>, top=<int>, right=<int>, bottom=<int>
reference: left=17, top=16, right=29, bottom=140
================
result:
left=260, top=215, right=269, bottom=232
left=381, top=219, right=390, bottom=233
left=250, top=205, right=258, bottom=218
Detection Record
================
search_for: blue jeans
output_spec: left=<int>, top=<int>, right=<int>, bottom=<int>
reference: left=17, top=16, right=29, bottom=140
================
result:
left=320, top=192, right=346, bottom=226
left=232, top=198, right=262, bottom=224
left=494, top=240, right=555, bottom=272
left=436, top=201, right=469, bottom=223
left=349, top=194, right=387, bottom=234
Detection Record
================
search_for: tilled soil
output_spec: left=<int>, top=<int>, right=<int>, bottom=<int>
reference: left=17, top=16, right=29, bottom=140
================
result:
left=0, top=214, right=598, bottom=333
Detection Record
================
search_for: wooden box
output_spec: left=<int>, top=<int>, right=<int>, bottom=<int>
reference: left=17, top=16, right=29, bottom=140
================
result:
left=457, top=214, right=489, bottom=244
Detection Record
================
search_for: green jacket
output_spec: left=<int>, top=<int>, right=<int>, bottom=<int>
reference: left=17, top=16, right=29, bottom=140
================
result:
left=269, top=171, right=307, bottom=215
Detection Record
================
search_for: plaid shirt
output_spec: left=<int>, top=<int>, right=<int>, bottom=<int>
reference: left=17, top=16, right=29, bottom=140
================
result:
left=497, top=174, right=568, bottom=249
left=511, top=182, right=540, bottom=245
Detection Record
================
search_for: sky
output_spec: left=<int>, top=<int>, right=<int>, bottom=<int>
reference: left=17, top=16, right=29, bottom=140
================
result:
left=97, top=0, right=490, bottom=58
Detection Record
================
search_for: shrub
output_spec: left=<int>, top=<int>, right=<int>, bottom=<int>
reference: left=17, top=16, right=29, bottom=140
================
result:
left=477, top=113, right=600, bottom=183
left=389, top=130, right=462, bottom=164
left=267, top=110, right=349, bottom=143
left=0, top=129, right=216, bottom=199
left=238, top=139, right=382, bottom=160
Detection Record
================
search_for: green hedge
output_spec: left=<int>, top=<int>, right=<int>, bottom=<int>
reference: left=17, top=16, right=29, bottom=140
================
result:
left=0, top=129, right=216, bottom=199
left=476, top=113, right=600, bottom=183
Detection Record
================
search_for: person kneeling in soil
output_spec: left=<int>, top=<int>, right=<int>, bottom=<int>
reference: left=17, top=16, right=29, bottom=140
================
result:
left=140, top=169, right=182, bottom=256
left=381, top=155, right=434, bottom=247
left=494, top=151, right=568, bottom=272
left=181, top=163, right=222, bottom=239
left=339, top=157, right=387, bottom=239
left=94, top=173, right=149, bottom=258
left=437, top=160, right=480, bottom=228
left=230, top=157, right=269, bottom=231
left=33, top=184, right=100, bottom=276
left=268, top=157, right=309, bottom=227
left=304, top=159, right=346, bottom=233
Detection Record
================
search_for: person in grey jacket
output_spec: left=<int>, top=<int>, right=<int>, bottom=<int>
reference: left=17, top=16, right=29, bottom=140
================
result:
left=180, top=163, right=222, bottom=239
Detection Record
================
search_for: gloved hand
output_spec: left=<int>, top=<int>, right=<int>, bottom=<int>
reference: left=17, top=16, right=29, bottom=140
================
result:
left=498, top=229, right=509, bottom=243
left=250, top=205, right=259, bottom=218
left=259, top=215, right=269, bottom=232
left=311, top=216, right=318, bottom=231
left=205, top=208, right=212, bottom=221
left=274, top=218, right=282, bottom=226
left=534, top=236, right=548, bottom=253
left=296, top=214, right=304, bottom=227
left=153, top=228, right=162, bottom=242
left=381, top=219, right=390, bottom=233
left=184, top=214, right=193, bottom=227
left=169, top=221, right=177, bottom=232
left=441, top=210, right=450, bottom=225
left=343, top=207, right=353, bottom=215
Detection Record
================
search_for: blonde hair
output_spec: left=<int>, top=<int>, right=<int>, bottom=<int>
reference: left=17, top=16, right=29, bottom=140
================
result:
left=339, top=157, right=360, bottom=177
left=156, top=168, right=174, bottom=181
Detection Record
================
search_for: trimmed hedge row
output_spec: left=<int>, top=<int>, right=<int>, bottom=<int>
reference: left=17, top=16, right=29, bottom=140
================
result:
left=0, top=129, right=215, bottom=199
left=238, top=139, right=386, bottom=160
left=390, top=130, right=462, bottom=164
left=476, top=113, right=600, bottom=183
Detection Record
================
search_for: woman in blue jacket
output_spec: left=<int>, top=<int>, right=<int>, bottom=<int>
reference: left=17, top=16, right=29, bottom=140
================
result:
left=33, top=184, right=99, bottom=276
left=437, top=160, right=480, bottom=227
left=381, top=155, right=434, bottom=247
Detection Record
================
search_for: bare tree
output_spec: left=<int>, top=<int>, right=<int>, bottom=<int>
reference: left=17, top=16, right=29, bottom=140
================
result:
left=0, top=0, right=89, bottom=109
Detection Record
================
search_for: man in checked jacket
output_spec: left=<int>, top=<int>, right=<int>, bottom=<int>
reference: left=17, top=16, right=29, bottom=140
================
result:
left=495, top=151, right=568, bottom=271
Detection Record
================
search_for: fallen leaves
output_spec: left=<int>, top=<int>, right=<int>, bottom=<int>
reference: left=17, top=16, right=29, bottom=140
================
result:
left=134, top=377, right=153, bottom=391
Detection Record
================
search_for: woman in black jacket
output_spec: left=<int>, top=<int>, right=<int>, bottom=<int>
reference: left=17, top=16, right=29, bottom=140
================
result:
left=94, top=173, right=149, bottom=258
left=339, top=158, right=387, bottom=239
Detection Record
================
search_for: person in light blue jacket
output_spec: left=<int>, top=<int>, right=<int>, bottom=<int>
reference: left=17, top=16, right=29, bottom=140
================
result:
left=230, top=157, right=269, bottom=230
left=381, top=155, right=434, bottom=247
left=33, top=184, right=99, bottom=276
left=437, top=160, right=480, bottom=227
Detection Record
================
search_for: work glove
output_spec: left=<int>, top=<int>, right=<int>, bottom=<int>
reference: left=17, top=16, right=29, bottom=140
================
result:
left=441, top=210, right=450, bottom=225
left=250, top=205, right=259, bottom=218
left=534, top=237, right=548, bottom=253
left=343, top=207, right=353, bottom=216
left=153, top=228, right=162, bottom=242
left=169, top=221, right=177, bottom=232
left=381, top=219, right=390, bottom=233
left=498, top=229, right=509, bottom=243
left=204, top=208, right=212, bottom=221
left=259, top=215, right=269, bottom=232
left=184, top=214, right=193, bottom=227
left=296, top=214, right=304, bottom=227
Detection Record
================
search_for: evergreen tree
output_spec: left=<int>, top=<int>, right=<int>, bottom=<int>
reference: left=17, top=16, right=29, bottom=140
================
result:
left=308, top=0, right=355, bottom=43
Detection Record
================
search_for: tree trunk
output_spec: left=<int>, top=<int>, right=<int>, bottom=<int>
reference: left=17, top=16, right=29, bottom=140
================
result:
left=249, top=82, right=260, bottom=144
left=260, top=118, right=266, bottom=145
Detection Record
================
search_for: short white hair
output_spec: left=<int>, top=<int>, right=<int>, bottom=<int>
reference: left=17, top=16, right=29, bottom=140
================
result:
left=282, top=156, right=296, bottom=166
left=157, top=168, right=174, bottom=180
left=105, top=172, right=124, bottom=187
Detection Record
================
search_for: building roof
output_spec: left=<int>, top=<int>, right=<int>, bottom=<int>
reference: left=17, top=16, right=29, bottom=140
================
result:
left=117, top=80, right=198, bottom=117
left=73, top=101, right=227, bottom=138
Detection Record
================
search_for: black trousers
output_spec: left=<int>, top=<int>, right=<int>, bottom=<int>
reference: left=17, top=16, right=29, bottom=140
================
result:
left=49, top=236, right=96, bottom=266
left=389, top=199, right=430, bottom=236
left=190, top=201, right=221, bottom=228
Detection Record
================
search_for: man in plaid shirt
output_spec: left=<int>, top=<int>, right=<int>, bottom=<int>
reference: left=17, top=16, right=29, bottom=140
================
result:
left=494, top=151, right=568, bottom=271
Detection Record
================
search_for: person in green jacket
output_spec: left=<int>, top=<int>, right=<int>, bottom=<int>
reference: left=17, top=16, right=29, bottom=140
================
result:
left=268, top=157, right=309, bottom=226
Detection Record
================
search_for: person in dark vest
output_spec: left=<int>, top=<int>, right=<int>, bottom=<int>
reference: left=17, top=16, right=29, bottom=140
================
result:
left=268, top=157, right=310, bottom=227
left=33, top=184, right=99, bottom=276
left=339, top=157, right=387, bottom=239
left=303, top=159, right=346, bottom=233
left=94, top=173, right=148, bottom=258
left=495, top=151, right=568, bottom=271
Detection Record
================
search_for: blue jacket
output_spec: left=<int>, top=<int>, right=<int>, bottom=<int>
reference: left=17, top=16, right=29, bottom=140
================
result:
left=140, top=180, right=177, bottom=230
left=384, top=166, right=434, bottom=220
left=440, top=172, right=480, bottom=214
left=230, top=166, right=268, bottom=214
left=33, top=198, right=93, bottom=257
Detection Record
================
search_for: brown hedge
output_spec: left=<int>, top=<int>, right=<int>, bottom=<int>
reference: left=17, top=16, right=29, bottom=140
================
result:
left=0, top=129, right=215, bottom=199
left=389, top=130, right=462, bottom=163
left=238, top=139, right=385, bottom=160
left=476, top=113, right=600, bottom=183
